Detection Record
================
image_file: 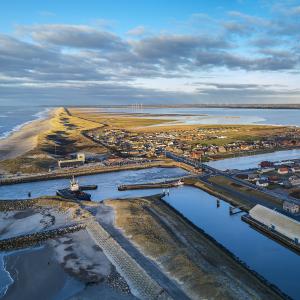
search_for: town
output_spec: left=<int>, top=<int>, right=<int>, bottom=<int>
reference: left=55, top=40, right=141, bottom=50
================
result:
left=85, top=126, right=300, bottom=161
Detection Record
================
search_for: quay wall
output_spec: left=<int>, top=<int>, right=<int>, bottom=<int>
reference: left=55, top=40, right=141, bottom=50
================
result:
left=184, top=179, right=252, bottom=211
left=242, top=215, right=300, bottom=255
left=156, top=197, right=290, bottom=300
left=0, top=161, right=182, bottom=186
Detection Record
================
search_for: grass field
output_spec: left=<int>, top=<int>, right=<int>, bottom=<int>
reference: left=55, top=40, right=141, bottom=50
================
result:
left=209, top=176, right=283, bottom=208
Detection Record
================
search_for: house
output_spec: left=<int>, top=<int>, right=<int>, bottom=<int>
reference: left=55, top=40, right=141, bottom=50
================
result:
left=292, top=166, right=300, bottom=173
left=289, top=176, right=300, bottom=186
left=283, top=201, right=300, bottom=214
left=256, top=179, right=269, bottom=187
left=277, top=167, right=289, bottom=175
left=248, top=174, right=259, bottom=182
left=258, top=167, right=275, bottom=174
left=260, top=161, right=274, bottom=168
left=268, top=175, right=280, bottom=184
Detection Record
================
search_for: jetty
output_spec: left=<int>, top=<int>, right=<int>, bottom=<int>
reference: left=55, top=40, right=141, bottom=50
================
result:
left=118, top=178, right=185, bottom=191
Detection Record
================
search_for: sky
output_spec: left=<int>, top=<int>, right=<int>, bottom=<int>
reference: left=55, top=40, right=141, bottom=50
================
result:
left=0, top=0, right=300, bottom=106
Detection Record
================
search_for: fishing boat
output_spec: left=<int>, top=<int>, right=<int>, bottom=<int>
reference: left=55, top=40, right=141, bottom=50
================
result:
left=56, top=177, right=91, bottom=201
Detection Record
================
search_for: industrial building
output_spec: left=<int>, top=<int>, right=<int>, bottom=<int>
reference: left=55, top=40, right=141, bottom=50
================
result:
left=58, top=153, right=86, bottom=168
left=248, top=205, right=300, bottom=243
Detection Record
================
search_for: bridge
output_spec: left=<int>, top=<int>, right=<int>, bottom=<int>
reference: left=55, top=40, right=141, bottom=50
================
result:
left=165, top=151, right=300, bottom=207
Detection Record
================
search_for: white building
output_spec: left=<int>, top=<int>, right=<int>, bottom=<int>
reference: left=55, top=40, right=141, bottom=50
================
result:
left=256, top=180, right=269, bottom=187
left=289, top=175, right=300, bottom=186
left=283, top=201, right=300, bottom=214
left=249, top=205, right=300, bottom=242
left=58, top=152, right=86, bottom=168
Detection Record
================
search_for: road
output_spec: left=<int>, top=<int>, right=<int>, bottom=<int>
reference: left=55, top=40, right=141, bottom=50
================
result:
left=166, top=151, right=299, bottom=204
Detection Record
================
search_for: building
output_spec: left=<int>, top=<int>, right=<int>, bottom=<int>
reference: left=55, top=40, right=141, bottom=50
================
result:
left=249, top=204, right=300, bottom=242
left=289, top=175, right=300, bottom=186
left=277, top=167, right=289, bottom=175
left=268, top=175, right=280, bottom=183
left=248, top=174, right=259, bottom=182
left=256, top=179, right=269, bottom=187
left=58, top=153, right=86, bottom=168
left=260, top=161, right=274, bottom=168
left=292, top=166, right=300, bottom=173
left=283, top=201, right=300, bottom=214
left=258, top=167, right=274, bottom=174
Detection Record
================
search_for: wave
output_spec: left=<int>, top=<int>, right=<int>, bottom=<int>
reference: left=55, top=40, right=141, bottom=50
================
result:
left=0, top=254, right=14, bottom=298
left=0, top=108, right=52, bottom=140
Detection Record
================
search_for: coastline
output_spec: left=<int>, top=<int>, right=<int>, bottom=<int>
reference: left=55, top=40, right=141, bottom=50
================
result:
left=3, top=245, right=83, bottom=300
left=0, top=108, right=52, bottom=140
left=0, top=108, right=56, bottom=161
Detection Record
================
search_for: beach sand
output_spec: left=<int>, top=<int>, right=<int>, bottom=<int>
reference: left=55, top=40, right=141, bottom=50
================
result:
left=2, top=229, right=136, bottom=300
left=0, top=110, right=55, bottom=161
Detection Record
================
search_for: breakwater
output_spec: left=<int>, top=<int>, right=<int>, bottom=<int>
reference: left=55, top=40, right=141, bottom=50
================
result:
left=86, top=219, right=168, bottom=300
left=0, top=199, right=38, bottom=211
left=0, top=223, right=85, bottom=251
left=118, top=178, right=186, bottom=191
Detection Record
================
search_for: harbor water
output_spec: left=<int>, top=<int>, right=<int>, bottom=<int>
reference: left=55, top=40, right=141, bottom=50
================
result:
left=1, top=162, right=300, bottom=298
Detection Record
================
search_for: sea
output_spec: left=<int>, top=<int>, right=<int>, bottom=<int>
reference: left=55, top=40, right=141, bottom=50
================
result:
left=0, top=106, right=52, bottom=140
left=1, top=106, right=300, bottom=139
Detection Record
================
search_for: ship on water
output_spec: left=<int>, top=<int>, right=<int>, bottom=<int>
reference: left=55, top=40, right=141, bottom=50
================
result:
left=56, top=176, right=94, bottom=201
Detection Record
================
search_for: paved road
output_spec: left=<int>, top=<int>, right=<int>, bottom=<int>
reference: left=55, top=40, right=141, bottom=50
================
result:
left=166, top=151, right=299, bottom=204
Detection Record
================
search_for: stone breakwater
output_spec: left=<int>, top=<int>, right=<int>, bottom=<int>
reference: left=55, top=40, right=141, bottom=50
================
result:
left=0, top=223, right=85, bottom=251
left=86, top=219, right=170, bottom=300
left=0, top=199, right=38, bottom=211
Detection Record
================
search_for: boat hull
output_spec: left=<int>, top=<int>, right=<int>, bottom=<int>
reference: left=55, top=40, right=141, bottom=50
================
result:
left=56, top=188, right=91, bottom=201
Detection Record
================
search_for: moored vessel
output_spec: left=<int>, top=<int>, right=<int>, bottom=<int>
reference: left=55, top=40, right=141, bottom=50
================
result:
left=56, top=177, right=92, bottom=201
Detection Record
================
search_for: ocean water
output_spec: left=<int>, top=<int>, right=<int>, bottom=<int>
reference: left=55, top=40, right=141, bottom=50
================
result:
left=1, top=107, right=300, bottom=139
left=0, top=106, right=52, bottom=140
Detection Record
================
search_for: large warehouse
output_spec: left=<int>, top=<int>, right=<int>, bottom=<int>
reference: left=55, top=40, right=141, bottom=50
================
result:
left=249, top=205, right=300, bottom=242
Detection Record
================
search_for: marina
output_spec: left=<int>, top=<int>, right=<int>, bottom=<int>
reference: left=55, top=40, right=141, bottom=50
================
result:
left=1, top=163, right=300, bottom=298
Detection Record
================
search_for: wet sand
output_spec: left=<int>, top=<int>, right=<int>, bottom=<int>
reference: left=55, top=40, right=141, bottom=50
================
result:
left=2, top=229, right=137, bottom=300
left=3, top=245, right=83, bottom=300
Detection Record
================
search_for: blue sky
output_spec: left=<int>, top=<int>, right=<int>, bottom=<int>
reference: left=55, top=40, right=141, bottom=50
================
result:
left=0, top=0, right=300, bottom=105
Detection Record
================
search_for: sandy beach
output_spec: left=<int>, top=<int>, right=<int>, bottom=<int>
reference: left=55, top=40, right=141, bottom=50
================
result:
left=0, top=110, right=55, bottom=161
